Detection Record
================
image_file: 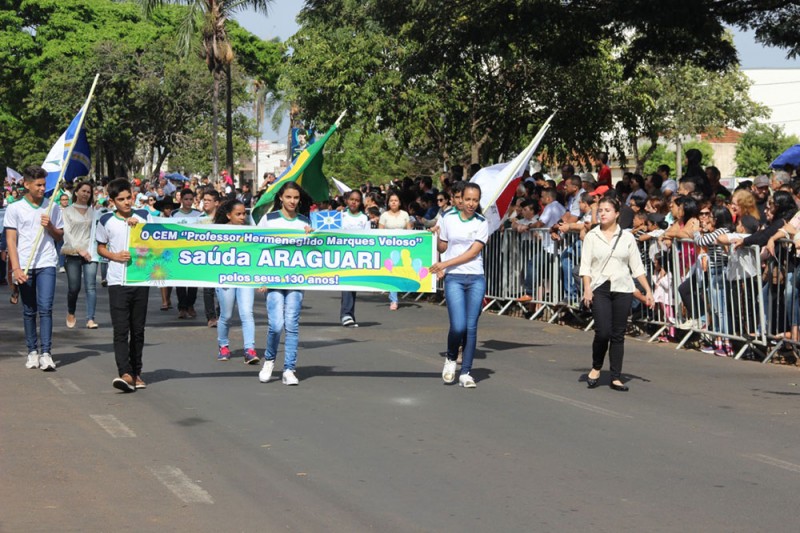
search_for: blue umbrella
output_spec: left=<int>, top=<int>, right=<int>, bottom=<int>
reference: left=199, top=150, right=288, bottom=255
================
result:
left=771, top=144, right=800, bottom=169
left=165, top=172, right=189, bottom=182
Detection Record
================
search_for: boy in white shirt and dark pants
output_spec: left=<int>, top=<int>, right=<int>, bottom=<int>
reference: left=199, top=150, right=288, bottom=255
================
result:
left=5, top=165, right=63, bottom=370
left=96, top=178, right=150, bottom=392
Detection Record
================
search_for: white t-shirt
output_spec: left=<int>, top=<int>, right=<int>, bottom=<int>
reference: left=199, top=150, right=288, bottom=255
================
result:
left=4, top=198, right=64, bottom=269
left=257, top=211, right=312, bottom=231
left=341, top=211, right=370, bottom=231
left=438, top=210, right=489, bottom=275
left=171, top=208, right=203, bottom=224
left=379, top=210, right=411, bottom=230
left=539, top=201, right=566, bottom=254
left=95, top=209, right=149, bottom=286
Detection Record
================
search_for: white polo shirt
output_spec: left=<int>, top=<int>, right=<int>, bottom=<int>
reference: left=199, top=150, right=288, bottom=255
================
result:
left=95, top=209, right=149, bottom=286
left=438, top=210, right=489, bottom=275
left=341, top=210, right=370, bottom=231
left=257, top=211, right=312, bottom=231
left=4, top=198, right=64, bottom=269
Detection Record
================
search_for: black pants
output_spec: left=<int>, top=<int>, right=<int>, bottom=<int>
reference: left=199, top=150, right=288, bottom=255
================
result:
left=678, top=274, right=704, bottom=319
left=108, top=285, right=149, bottom=377
left=176, top=287, right=197, bottom=311
left=591, top=281, right=632, bottom=381
left=203, top=287, right=219, bottom=320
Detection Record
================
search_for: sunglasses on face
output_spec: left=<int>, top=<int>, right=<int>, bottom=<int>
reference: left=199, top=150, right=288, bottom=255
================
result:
left=699, top=211, right=711, bottom=216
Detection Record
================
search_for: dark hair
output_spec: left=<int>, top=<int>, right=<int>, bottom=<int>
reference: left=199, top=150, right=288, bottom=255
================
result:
left=345, top=189, right=364, bottom=213
left=272, top=181, right=311, bottom=215
left=214, top=199, right=245, bottom=224
left=181, top=188, right=195, bottom=199
left=710, top=204, right=735, bottom=232
left=542, top=188, right=558, bottom=201
left=366, top=206, right=380, bottom=219
left=23, top=165, right=47, bottom=182
left=462, top=182, right=482, bottom=198
left=675, top=196, right=699, bottom=223
left=657, top=164, right=670, bottom=176
left=579, top=192, right=594, bottom=205
left=204, top=189, right=220, bottom=202
left=598, top=196, right=621, bottom=212
left=107, top=178, right=132, bottom=201
left=631, top=174, right=645, bottom=190
left=438, top=191, right=451, bottom=202
left=649, top=173, right=663, bottom=190
left=451, top=180, right=466, bottom=195
left=568, top=176, right=582, bottom=189
left=772, top=190, right=797, bottom=222
left=738, top=215, right=760, bottom=234
left=386, top=191, right=405, bottom=211
left=598, top=152, right=609, bottom=165
left=71, top=180, right=94, bottom=206
left=630, top=195, right=647, bottom=210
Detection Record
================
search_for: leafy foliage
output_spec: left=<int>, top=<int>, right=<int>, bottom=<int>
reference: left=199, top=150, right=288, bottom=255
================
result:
left=735, top=124, right=800, bottom=177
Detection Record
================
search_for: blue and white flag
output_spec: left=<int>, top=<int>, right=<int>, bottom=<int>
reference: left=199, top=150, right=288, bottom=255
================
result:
left=43, top=105, right=92, bottom=194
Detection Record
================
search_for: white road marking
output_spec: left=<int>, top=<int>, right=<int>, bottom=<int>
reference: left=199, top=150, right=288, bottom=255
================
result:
left=148, top=466, right=214, bottom=504
left=90, top=414, right=136, bottom=438
left=47, top=377, right=84, bottom=394
left=523, top=388, right=633, bottom=419
left=746, top=454, right=800, bottom=475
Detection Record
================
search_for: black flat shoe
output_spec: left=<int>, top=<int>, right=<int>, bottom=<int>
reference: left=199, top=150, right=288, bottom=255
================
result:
left=609, top=382, right=629, bottom=392
left=586, top=372, right=600, bottom=389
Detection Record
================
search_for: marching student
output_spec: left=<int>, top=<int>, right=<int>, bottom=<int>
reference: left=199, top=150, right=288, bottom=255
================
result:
left=213, top=199, right=259, bottom=364
left=379, top=191, right=413, bottom=310
left=256, top=182, right=312, bottom=385
left=96, top=178, right=151, bottom=393
left=171, top=188, right=203, bottom=319
left=61, top=180, right=98, bottom=329
left=4, top=165, right=64, bottom=371
left=429, top=182, right=488, bottom=388
left=339, top=190, right=370, bottom=327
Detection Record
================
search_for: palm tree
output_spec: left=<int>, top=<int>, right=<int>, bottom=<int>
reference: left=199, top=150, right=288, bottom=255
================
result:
left=141, top=0, right=272, bottom=180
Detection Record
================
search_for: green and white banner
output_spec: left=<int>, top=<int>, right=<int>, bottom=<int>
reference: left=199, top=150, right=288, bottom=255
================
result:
left=124, top=223, right=437, bottom=292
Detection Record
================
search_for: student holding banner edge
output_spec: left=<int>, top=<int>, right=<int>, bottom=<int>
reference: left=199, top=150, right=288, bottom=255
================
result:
left=257, top=182, right=312, bottom=386
left=213, top=199, right=259, bottom=364
left=339, top=190, right=370, bottom=327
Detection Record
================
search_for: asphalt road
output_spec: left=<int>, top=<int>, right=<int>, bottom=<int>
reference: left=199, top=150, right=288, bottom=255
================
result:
left=2, top=281, right=800, bottom=532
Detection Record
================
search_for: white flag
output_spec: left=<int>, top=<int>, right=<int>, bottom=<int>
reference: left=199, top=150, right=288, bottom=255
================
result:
left=6, top=167, right=23, bottom=183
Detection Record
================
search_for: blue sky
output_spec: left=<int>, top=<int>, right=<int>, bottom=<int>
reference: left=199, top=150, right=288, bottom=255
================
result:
left=236, top=2, right=800, bottom=139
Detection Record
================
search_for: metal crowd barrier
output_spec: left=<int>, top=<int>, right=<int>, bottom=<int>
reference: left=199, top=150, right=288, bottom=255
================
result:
left=658, top=238, right=767, bottom=359
left=403, top=226, right=791, bottom=364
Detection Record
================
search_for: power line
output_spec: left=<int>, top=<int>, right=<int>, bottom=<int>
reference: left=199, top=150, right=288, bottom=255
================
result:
left=770, top=101, right=800, bottom=107
left=765, top=118, right=800, bottom=124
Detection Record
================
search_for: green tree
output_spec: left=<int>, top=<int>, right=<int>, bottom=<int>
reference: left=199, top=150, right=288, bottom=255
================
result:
left=325, top=126, right=415, bottom=188
left=641, top=140, right=715, bottom=176
left=141, top=0, right=274, bottom=179
left=612, top=57, right=766, bottom=173
left=735, top=124, right=800, bottom=177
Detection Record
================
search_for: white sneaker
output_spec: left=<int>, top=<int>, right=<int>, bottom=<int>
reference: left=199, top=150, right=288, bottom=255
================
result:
left=459, top=374, right=477, bottom=388
left=442, top=359, right=457, bottom=384
left=25, top=351, right=39, bottom=369
left=39, top=353, right=56, bottom=371
left=259, top=359, right=275, bottom=383
left=282, top=369, right=299, bottom=386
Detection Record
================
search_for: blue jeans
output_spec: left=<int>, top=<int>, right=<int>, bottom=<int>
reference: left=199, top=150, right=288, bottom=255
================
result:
left=560, top=240, right=581, bottom=300
left=340, top=291, right=356, bottom=322
left=266, top=289, right=304, bottom=370
left=64, top=255, right=97, bottom=321
left=444, top=274, right=486, bottom=375
left=216, top=287, right=255, bottom=349
left=18, top=267, right=56, bottom=354
left=389, top=291, right=398, bottom=304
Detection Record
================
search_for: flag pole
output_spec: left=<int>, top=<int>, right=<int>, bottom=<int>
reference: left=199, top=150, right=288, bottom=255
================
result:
left=24, top=73, right=100, bottom=275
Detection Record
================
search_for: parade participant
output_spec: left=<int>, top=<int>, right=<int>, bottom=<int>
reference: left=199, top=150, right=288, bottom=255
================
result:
left=172, top=189, right=202, bottom=319
left=96, top=178, right=150, bottom=392
left=429, top=182, right=488, bottom=388
left=62, top=180, right=98, bottom=329
left=212, top=199, right=259, bottom=363
left=379, top=191, right=413, bottom=310
left=154, top=196, right=178, bottom=310
left=201, top=189, right=221, bottom=327
left=339, top=190, right=370, bottom=327
left=4, top=165, right=63, bottom=370
left=580, top=197, right=653, bottom=391
left=257, top=182, right=312, bottom=385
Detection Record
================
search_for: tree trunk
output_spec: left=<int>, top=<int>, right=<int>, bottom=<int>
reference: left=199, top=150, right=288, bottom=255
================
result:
left=155, top=147, right=170, bottom=174
left=212, top=70, right=220, bottom=180
left=675, top=137, right=683, bottom=177
left=105, top=146, right=116, bottom=179
left=225, top=63, right=235, bottom=185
